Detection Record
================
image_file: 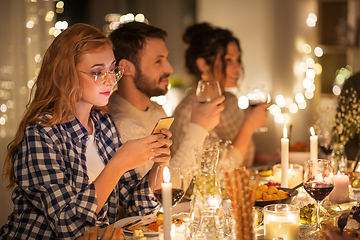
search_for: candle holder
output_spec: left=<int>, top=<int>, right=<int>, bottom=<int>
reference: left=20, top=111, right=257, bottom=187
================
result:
left=264, top=204, right=300, bottom=240
left=273, top=163, right=303, bottom=188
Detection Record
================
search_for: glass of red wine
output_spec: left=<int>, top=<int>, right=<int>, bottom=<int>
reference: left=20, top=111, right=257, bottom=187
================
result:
left=318, top=129, right=333, bottom=159
left=303, top=159, right=334, bottom=234
left=195, top=80, right=222, bottom=103
left=153, top=165, right=185, bottom=208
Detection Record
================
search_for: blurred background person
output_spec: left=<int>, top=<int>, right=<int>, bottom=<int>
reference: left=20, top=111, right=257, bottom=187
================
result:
left=171, top=22, right=280, bottom=168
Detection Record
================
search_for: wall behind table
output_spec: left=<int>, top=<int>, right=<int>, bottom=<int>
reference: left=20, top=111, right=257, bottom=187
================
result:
left=197, top=0, right=318, bottom=156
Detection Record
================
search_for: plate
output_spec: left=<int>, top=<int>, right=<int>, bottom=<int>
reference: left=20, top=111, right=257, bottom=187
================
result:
left=113, top=216, right=158, bottom=236
left=255, top=187, right=299, bottom=208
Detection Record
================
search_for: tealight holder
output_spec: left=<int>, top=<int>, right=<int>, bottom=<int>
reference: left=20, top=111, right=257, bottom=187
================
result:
left=273, top=163, right=303, bottom=188
left=264, top=204, right=300, bottom=240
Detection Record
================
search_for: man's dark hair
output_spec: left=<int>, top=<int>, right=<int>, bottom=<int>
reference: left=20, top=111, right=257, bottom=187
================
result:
left=109, top=21, right=167, bottom=67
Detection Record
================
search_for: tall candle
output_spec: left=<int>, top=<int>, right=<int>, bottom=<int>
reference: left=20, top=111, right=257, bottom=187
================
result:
left=310, top=127, right=318, bottom=160
left=329, top=171, right=349, bottom=204
left=162, top=167, right=172, bottom=240
left=281, top=125, right=289, bottom=188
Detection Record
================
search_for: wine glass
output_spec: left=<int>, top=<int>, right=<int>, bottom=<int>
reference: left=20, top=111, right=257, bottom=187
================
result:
left=318, top=129, right=333, bottom=159
left=153, top=165, right=185, bottom=208
left=244, top=83, right=269, bottom=132
left=195, top=80, right=222, bottom=103
left=303, top=159, right=334, bottom=234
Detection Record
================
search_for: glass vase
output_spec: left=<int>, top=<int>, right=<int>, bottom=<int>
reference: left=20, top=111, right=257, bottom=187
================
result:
left=330, top=143, right=347, bottom=173
left=190, top=143, right=224, bottom=240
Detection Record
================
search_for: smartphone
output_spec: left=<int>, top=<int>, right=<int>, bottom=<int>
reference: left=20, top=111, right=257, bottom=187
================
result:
left=151, top=117, right=174, bottom=134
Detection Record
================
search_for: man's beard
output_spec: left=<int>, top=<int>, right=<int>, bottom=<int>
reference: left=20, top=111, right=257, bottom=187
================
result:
left=134, top=67, right=169, bottom=98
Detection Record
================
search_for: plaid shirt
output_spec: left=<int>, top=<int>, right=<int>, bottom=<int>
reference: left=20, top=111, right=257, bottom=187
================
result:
left=0, top=109, right=158, bottom=240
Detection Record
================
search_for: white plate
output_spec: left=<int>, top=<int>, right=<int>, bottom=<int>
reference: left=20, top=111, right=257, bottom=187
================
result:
left=113, top=216, right=158, bottom=236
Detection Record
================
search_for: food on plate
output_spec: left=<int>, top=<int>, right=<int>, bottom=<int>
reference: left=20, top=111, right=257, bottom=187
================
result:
left=253, top=184, right=289, bottom=201
left=300, top=203, right=316, bottom=224
left=258, top=168, right=273, bottom=177
left=265, top=181, right=281, bottom=187
left=124, top=214, right=184, bottom=233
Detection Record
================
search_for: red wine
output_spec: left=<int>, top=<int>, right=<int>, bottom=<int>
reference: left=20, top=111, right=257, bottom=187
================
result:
left=154, top=188, right=185, bottom=206
left=304, top=182, right=334, bottom=201
left=320, top=145, right=333, bottom=155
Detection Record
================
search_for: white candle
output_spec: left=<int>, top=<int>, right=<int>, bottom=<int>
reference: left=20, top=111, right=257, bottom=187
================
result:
left=162, top=167, right=172, bottom=240
left=310, top=127, right=318, bottom=160
left=281, top=125, right=289, bottom=188
left=264, top=204, right=299, bottom=240
left=329, top=171, right=349, bottom=204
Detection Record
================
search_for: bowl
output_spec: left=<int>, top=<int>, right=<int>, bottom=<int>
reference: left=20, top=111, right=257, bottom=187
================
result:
left=254, top=187, right=299, bottom=208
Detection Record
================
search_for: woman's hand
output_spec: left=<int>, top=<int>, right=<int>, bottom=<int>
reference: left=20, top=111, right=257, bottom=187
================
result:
left=190, top=95, right=225, bottom=131
left=243, top=102, right=271, bottom=132
left=113, top=132, right=172, bottom=173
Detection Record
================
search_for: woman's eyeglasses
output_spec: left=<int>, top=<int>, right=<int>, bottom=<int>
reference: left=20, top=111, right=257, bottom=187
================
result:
left=78, top=66, right=124, bottom=85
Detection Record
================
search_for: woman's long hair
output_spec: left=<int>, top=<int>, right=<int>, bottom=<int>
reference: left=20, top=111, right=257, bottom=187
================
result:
left=3, top=23, right=113, bottom=188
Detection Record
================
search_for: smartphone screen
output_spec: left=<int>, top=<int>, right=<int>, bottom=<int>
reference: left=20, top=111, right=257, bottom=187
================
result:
left=151, top=117, right=174, bottom=134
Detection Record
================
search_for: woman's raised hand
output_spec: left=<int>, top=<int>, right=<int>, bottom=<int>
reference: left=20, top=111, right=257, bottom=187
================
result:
left=113, top=130, right=172, bottom=173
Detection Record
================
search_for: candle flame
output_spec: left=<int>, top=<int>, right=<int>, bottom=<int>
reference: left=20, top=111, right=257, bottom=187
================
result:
left=283, top=125, right=287, bottom=139
left=310, top=127, right=315, bottom=136
left=337, top=170, right=341, bottom=177
left=163, top=167, right=170, bottom=183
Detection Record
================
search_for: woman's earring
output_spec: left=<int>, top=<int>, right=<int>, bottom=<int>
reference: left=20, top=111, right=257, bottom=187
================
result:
left=201, top=71, right=209, bottom=81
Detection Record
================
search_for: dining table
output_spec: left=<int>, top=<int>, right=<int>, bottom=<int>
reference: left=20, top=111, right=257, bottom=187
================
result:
left=114, top=166, right=360, bottom=240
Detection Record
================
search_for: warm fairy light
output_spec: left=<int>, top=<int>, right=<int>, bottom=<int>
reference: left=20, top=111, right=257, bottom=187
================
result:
left=151, top=96, right=167, bottom=105
left=285, top=98, right=293, bottom=108
left=295, top=93, right=305, bottom=103
left=298, top=101, right=307, bottom=109
left=55, top=21, right=68, bottom=30
left=302, top=44, right=311, bottom=54
left=283, top=113, right=290, bottom=124
left=289, top=103, right=298, bottom=114
left=314, top=47, right=323, bottom=57
left=275, top=113, right=284, bottom=123
left=163, top=167, right=170, bottom=183
left=269, top=104, right=281, bottom=116
left=306, top=58, right=315, bottom=68
left=307, top=84, right=315, bottom=92
left=26, top=21, right=35, bottom=29
left=305, top=90, right=314, bottom=99
left=333, top=85, right=341, bottom=96
left=238, top=96, right=249, bottom=109
left=56, top=1, right=64, bottom=8
left=1, top=104, right=7, bottom=112
left=313, top=63, right=322, bottom=74
left=135, top=13, right=145, bottom=22
left=45, top=11, right=54, bottom=22
left=299, top=62, right=308, bottom=72
left=306, top=69, right=315, bottom=79
left=303, top=78, right=312, bottom=89
left=275, top=95, right=285, bottom=108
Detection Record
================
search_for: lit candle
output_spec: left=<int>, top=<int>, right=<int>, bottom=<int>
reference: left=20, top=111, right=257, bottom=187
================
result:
left=281, top=125, right=289, bottom=188
left=162, top=167, right=172, bottom=240
left=264, top=204, right=299, bottom=240
left=329, top=171, right=349, bottom=204
left=310, top=127, right=318, bottom=160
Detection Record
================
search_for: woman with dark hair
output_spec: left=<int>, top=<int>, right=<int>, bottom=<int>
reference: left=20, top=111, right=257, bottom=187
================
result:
left=171, top=22, right=279, bottom=168
left=1, top=23, right=171, bottom=239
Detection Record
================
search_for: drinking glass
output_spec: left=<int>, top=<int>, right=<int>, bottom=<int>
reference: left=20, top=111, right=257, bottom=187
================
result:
left=244, top=83, right=269, bottom=132
left=318, top=129, right=333, bottom=159
left=153, top=166, right=185, bottom=208
left=196, top=80, right=222, bottom=103
left=303, top=159, right=334, bottom=234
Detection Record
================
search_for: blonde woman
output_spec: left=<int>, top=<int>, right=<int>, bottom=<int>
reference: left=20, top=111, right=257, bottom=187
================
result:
left=1, top=23, right=171, bottom=239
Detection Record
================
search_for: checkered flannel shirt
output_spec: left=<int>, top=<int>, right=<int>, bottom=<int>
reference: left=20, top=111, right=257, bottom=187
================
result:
left=0, top=109, right=158, bottom=240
